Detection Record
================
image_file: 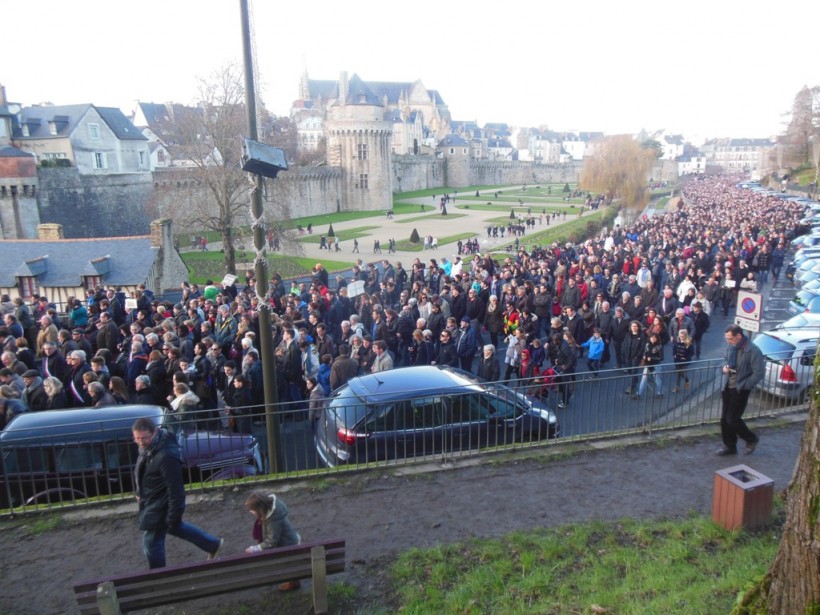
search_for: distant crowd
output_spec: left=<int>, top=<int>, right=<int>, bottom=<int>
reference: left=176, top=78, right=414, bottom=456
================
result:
left=0, top=174, right=805, bottom=428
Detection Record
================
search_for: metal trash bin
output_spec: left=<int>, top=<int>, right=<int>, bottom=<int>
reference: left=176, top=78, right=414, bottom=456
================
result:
left=712, top=464, right=774, bottom=531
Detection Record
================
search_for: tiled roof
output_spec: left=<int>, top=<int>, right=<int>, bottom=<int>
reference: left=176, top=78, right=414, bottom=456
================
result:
left=96, top=107, right=147, bottom=141
left=0, top=145, right=34, bottom=158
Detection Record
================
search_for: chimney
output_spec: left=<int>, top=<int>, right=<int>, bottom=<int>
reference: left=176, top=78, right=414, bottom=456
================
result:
left=37, top=223, right=64, bottom=240
left=0, top=84, right=6, bottom=106
left=150, top=218, right=172, bottom=249
left=338, top=71, right=348, bottom=106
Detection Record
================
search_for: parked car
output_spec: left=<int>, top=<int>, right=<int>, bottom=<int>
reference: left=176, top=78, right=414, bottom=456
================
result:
left=753, top=328, right=818, bottom=401
left=314, top=366, right=559, bottom=467
left=794, top=267, right=820, bottom=289
left=773, top=312, right=820, bottom=330
left=0, top=405, right=262, bottom=510
left=787, top=288, right=820, bottom=315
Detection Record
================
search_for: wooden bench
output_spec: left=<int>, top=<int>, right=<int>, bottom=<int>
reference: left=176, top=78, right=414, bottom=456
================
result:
left=73, top=538, right=345, bottom=615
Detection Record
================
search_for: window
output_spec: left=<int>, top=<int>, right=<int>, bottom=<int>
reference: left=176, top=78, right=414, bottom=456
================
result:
left=93, top=152, right=107, bottom=169
left=358, top=173, right=368, bottom=189
left=157, top=149, right=166, bottom=163
left=48, top=122, right=57, bottom=135
left=17, top=276, right=38, bottom=299
left=449, top=148, right=455, bottom=155
left=21, top=124, right=29, bottom=137
left=84, top=275, right=102, bottom=290
left=139, top=150, right=146, bottom=166
left=357, top=143, right=368, bottom=160
left=56, top=444, right=103, bottom=472
left=88, top=123, right=100, bottom=140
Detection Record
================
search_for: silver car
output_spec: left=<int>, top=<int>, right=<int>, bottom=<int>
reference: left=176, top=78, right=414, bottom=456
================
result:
left=753, top=328, right=817, bottom=401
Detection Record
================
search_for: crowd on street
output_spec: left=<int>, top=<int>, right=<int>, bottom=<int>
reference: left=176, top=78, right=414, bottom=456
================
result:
left=0, top=174, right=806, bottom=431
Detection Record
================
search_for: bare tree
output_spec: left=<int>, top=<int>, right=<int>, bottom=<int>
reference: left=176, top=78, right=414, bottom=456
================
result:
left=777, top=85, right=819, bottom=170
left=172, top=63, right=251, bottom=275
left=579, top=135, right=656, bottom=215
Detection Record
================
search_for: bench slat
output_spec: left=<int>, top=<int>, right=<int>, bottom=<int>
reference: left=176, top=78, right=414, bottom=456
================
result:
left=73, top=539, right=345, bottom=615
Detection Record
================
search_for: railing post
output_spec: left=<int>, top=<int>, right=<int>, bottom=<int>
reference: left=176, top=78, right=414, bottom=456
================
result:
left=96, top=581, right=121, bottom=615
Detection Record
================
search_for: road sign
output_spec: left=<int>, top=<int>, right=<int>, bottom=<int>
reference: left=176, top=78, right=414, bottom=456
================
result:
left=736, top=290, right=762, bottom=321
left=735, top=316, right=760, bottom=332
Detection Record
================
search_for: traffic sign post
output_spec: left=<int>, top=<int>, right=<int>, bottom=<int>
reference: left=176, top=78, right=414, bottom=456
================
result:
left=735, top=290, right=763, bottom=333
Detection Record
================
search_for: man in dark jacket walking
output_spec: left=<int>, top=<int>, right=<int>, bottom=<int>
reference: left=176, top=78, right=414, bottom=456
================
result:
left=132, top=417, right=222, bottom=568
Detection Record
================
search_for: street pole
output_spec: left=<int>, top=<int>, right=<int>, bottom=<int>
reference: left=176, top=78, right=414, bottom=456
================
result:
left=239, top=0, right=282, bottom=473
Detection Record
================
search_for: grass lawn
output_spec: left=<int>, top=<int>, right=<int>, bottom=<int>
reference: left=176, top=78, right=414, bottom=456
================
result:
left=456, top=204, right=575, bottom=213
left=182, top=251, right=353, bottom=283
left=394, top=213, right=467, bottom=224
left=298, top=226, right=379, bottom=243
left=395, top=232, right=477, bottom=252
left=386, top=514, right=779, bottom=614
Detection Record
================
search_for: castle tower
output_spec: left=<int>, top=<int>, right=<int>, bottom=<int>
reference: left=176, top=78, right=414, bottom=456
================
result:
left=325, top=73, right=393, bottom=212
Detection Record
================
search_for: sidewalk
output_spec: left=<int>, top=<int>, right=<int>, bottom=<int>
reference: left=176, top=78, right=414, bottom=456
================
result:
left=0, top=414, right=807, bottom=614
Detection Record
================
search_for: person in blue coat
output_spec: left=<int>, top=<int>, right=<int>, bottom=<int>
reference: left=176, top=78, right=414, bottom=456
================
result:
left=581, top=328, right=605, bottom=378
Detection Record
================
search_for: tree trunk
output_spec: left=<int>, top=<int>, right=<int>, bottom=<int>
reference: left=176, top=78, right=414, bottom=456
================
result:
left=222, top=228, right=236, bottom=275
left=735, top=391, right=820, bottom=614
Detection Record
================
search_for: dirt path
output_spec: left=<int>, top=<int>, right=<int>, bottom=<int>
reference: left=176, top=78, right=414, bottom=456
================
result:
left=0, top=416, right=806, bottom=615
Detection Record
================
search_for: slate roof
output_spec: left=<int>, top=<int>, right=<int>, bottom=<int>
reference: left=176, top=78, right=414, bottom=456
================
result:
left=438, top=134, right=469, bottom=147
left=307, top=78, right=447, bottom=107
left=0, top=237, right=158, bottom=288
left=96, top=107, right=146, bottom=140
left=0, top=145, right=34, bottom=158
left=14, top=104, right=146, bottom=141
left=344, top=74, right=382, bottom=106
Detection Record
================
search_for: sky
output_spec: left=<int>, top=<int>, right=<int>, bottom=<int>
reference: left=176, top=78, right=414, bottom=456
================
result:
left=3, top=0, right=818, bottom=145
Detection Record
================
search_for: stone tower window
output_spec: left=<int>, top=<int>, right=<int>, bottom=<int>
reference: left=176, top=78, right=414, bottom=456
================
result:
left=357, top=143, right=368, bottom=160
left=358, top=174, right=368, bottom=189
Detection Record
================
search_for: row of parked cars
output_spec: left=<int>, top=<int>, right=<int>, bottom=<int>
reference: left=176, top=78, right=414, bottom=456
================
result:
left=1, top=368, right=560, bottom=509
left=739, top=182, right=820, bottom=403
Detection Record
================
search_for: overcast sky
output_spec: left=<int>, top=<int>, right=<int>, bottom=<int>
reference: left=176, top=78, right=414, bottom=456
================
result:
left=3, top=0, right=817, bottom=144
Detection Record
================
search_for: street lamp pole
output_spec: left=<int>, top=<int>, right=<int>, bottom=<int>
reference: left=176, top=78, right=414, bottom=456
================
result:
left=239, top=0, right=282, bottom=473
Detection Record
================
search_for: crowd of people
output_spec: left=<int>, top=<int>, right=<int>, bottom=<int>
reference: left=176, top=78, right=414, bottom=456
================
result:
left=0, top=174, right=806, bottom=433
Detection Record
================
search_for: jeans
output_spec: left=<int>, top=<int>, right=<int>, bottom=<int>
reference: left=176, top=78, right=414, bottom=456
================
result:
left=757, top=268, right=769, bottom=285
left=143, top=522, right=221, bottom=569
left=638, top=366, right=662, bottom=396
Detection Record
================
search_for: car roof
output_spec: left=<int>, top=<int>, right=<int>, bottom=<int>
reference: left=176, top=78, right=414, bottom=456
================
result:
left=774, top=313, right=820, bottom=329
left=0, top=405, right=164, bottom=444
left=759, top=328, right=820, bottom=345
left=346, top=366, right=481, bottom=402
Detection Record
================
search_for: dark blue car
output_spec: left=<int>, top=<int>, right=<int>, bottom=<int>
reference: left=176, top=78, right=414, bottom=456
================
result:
left=314, top=366, right=559, bottom=467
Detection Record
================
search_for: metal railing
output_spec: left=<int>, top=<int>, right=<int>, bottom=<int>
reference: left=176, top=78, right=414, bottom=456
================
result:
left=1, top=354, right=810, bottom=516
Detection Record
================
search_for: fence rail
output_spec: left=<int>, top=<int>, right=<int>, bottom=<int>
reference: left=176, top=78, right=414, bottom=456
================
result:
left=1, top=356, right=810, bottom=516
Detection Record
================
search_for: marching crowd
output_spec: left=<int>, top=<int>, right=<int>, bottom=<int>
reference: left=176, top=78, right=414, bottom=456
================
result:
left=0, top=174, right=806, bottom=431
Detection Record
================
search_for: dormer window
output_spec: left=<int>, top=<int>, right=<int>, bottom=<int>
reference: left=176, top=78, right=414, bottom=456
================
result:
left=22, top=124, right=29, bottom=137
left=49, top=122, right=57, bottom=135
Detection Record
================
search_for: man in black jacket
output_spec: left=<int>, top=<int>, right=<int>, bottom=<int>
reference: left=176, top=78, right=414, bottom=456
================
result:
left=132, top=417, right=222, bottom=569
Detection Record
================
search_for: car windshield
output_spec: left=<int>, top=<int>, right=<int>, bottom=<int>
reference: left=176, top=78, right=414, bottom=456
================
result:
left=753, top=334, right=796, bottom=362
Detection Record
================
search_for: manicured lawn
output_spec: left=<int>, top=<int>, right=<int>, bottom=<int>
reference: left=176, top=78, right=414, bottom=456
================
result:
left=393, top=213, right=466, bottom=224
left=298, top=226, right=379, bottom=243
left=182, top=252, right=353, bottom=283
left=394, top=232, right=477, bottom=252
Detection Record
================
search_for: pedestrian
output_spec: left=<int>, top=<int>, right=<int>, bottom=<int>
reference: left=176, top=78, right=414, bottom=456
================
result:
left=671, top=329, right=694, bottom=393
left=635, top=331, right=664, bottom=399
left=581, top=327, right=604, bottom=378
left=716, top=324, right=764, bottom=456
left=352, top=238, right=359, bottom=253
left=243, top=490, right=302, bottom=593
left=131, top=417, right=223, bottom=569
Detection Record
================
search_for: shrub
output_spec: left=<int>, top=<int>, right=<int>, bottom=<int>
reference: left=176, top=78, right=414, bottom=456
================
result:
left=509, top=209, right=515, bottom=219
left=327, top=224, right=335, bottom=237
left=563, top=182, right=571, bottom=193
left=410, top=228, right=420, bottom=243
